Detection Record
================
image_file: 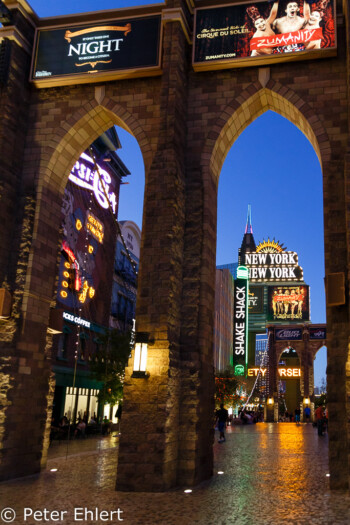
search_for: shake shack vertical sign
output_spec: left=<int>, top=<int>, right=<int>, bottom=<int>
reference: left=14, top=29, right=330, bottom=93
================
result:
left=31, top=15, right=161, bottom=85
left=233, top=279, right=248, bottom=375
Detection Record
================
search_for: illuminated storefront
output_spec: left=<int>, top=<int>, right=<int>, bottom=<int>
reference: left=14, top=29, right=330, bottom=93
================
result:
left=50, top=128, right=131, bottom=424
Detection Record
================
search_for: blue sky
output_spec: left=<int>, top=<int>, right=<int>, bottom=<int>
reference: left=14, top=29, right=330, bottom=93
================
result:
left=29, top=0, right=327, bottom=385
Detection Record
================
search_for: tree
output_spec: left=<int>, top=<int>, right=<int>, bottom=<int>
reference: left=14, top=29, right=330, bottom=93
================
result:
left=215, top=367, right=240, bottom=409
left=89, top=329, right=131, bottom=407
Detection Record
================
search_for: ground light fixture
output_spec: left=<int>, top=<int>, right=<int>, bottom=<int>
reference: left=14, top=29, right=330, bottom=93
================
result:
left=218, top=471, right=224, bottom=475
left=132, top=332, right=151, bottom=377
left=184, top=489, right=192, bottom=493
left=50, top=468, right=58, bottom=472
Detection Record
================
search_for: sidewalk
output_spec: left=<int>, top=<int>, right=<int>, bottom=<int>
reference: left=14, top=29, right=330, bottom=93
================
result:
left=1, top=424, right=349, bottom=524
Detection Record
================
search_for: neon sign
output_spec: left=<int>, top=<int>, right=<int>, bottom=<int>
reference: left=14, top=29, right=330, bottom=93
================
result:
left=244, top=250, right=303, bottom=282
left=248, top=368, right=301, bottom=377
left=86, top=211, right=104, bottom=244
left=61, top=241, right=82, bottom=292
left=233, top=267, right=249, bottom=376
left=69, top=152, right=117, bottom=215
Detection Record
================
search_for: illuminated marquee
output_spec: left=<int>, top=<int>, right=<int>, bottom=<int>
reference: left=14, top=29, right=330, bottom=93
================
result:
left=248, top=367, right=301, bottom=377
left=244, top=249, right=303, bottom=282
left=193, top=0, right=336, bottom=71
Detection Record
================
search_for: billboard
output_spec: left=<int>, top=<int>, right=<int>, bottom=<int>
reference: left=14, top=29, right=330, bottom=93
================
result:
left=309, top=326, right=326, bottom=339
left=275, top=327, right=303, bottom=340
left=31, top=15, right=161, bottom=87
left=268, top=285, right=310, bottom=321
left=248, top=286, right=264, bottom=313
left=233, top=276, right=249, bottom=375
left=193, top=0, right=336, bottom=70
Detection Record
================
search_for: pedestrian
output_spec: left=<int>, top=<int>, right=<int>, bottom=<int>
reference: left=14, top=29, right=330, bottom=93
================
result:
left=215, top=403, right=229, bottom=443
left=115, top=402, right=122, bottom=435
left=315, top=405, right=325, bottom=436
left=304, top=405, right=311, bottom=423
left=294, top=407, right=301, bottom=425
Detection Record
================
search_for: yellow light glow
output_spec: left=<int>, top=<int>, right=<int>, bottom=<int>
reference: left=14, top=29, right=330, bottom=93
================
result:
left=76, top=219, right=82, bottom=230
left=62, top=281, right=68, bottom=288
left=63, top=271, right=69, bottom=278
left=89, top=287, right=95, bottom=298
left=60, top=290, right=68, bottom=298
left=64, top=262, right=70, bottom=269
left=88, top=245, right=94, bottom=254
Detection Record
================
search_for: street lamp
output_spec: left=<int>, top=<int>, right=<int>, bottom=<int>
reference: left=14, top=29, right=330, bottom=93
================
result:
left=132, top=332, right=150, bottom=377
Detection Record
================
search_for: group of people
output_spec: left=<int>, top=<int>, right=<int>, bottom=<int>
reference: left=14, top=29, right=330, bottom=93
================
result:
left=216, top=402, right=328, bottom=442
left=248, top=0, right=328, bottom=56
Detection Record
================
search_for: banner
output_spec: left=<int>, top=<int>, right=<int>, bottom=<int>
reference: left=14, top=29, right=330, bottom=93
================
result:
left=268, top=285, right=310, bottom=321
left=31, top=15, right=161, bottom=86
left=193, top=0, right=336, bottom=70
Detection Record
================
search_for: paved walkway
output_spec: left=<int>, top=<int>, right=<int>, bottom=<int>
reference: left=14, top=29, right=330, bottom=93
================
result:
left=1, top=424, right=349, bottom=524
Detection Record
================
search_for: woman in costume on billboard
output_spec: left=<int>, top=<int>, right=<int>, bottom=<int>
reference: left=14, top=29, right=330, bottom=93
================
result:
left=247, top=2, right=279, bottom=56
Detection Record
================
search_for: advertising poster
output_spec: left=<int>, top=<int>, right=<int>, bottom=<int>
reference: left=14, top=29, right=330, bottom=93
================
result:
left=268, top=285, right=310, bottom=321
left=248, top=286, right=264, bottom=313
left=275, top=327, right=303, bottom=340
left=32, top=15, right=161, bottom=84
left=309, top=326, right=326, bottom=339
left=194, top=0, right=336, bottom=69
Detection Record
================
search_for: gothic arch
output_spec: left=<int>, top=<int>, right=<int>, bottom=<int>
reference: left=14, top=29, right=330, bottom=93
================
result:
left=201, top=86, right=330, bottom=187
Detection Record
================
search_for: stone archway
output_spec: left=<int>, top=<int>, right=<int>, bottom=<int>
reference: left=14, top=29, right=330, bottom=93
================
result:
left=0, top=101, right=152, bottom=481
left=0, top=0, right=349, bottom=494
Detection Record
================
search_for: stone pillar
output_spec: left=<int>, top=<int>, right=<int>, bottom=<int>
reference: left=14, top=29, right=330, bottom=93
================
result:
left=324, top=155, right=350, bottom=490
left=116, top=6, right=192, bottom=491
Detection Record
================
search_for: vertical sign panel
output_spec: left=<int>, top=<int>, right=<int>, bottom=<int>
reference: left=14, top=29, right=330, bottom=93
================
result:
left=233, top=278, right=248, bottom=376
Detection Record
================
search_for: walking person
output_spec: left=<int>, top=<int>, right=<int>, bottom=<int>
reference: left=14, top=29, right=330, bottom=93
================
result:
left=294, top=406, right=301, bottom=425
left=304, top=404, right=311, bottom=423
left=315, top=405, right=325, bottom=436
left=216, top=403, right=229, bottom=443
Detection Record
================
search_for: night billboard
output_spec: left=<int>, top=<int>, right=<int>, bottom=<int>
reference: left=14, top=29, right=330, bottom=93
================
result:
left=268, top=285, right=310, bottom=322
left=193, top=0, right=336, bottom=70
left=248, top=286, right=264, bottom=313
left=31, top=15, right=161, bottom=87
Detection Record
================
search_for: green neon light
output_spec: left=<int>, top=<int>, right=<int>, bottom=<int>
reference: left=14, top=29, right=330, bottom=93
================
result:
left=237, top=265, right=249, bottom=280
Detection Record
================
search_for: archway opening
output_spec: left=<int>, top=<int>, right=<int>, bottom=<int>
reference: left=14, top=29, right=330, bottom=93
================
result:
left=214, top=105, right=325, bottom=419
left=45, top=109, right=146, bottom=452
